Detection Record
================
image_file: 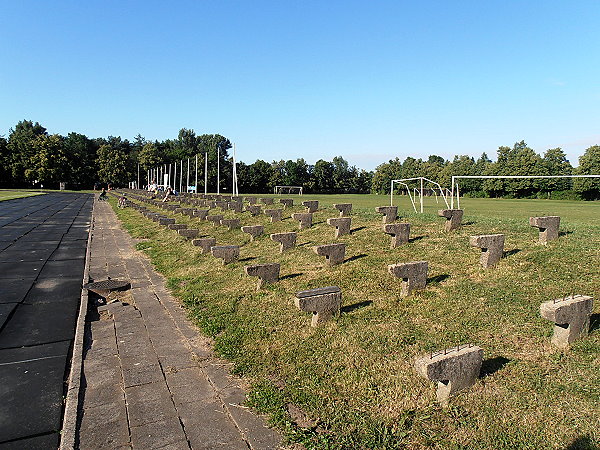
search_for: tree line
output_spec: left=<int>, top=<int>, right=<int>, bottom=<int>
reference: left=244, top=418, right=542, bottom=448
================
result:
left=1, top=120, right=599, bottom=199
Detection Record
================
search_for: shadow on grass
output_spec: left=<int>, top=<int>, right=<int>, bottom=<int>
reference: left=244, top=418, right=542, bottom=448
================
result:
left=239, top=257, right=256, bottom=262
left=479, top=356, right=511, bottom=378
left=297, top=241, right=313, bottom=247
left=408, top=235, right=428, bottom=243
left=427, top=274, right=450, bottom=284
left=463, top=221, right=476, bottom=226
left=590, top=314, right=600, bottom=333
left=345, top=254, right=368, bottom=263
left=281, top=273, right=302, bottom=281
left=504, top=248, right=521, bottom=258
left=559, top=230, right=574, bottom=237
left=341, top=300, right=373, bottom=313
left=351, top=226, right=367, bottom=234
left=564, top=435, right=597, bottom=450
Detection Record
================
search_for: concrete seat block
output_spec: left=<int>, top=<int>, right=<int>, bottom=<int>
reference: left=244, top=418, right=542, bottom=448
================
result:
left=375, top=206, right=398, bottom=224
left=302, top=200, right=319, bottom=213
left=180, top=208, right=194, bottom=217
left=388, top=261, right=427, bottom=295
left=241, top=225, right=264, bottom=241
left=215, top=201, right=228, bottom=211
left=279, top=199, right=294, bottom=208
left=192, top=237, right=216, bottom=254
left=530, top=216, right=560, bottom=244
left=313, top=243, right=346, bottom=266
left=228, top=202, right=243, bottom=213
left=168, top=224, right=187, bottom=230
left=438, top=209, right=464, bottom=231
left=220, top=218, right=240, bottom=230
left=327, top=217, right=352, bottom=238
left=270, top=232, right=297, bottom=252
left=264, top=209, right=282, bottom=222
left=294, top=286, right=342, bottom=326
left=178, top=228, right=199, bottom=239
left=246, top=205, right=262, bottom=216
left=206, top=215, right=224, bottom=226
left=383, top=223, right=410, bottom=248
left=291, top=213, right=312, bottom=229
left=210, top=245, right=240, bottom=264
left=540, top=295, right=593, bottom=348
left=260, top=198, right=274, bottom=205
left=159, top=218, right=175, bottom=226
left=333, top=203, right=352, bottom=217
left=244, top=263, right=280, bottom=289
left=244, top=196, right=257, bottom=205
left=415, top=345, right=483, bottom=405
left=469, top=234, right=504, bottom=268
left=193, top=209, right=209, bottom=220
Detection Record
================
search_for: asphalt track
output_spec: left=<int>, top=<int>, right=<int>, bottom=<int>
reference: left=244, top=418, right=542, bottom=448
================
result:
left=0, top=193, right=93, bottom=448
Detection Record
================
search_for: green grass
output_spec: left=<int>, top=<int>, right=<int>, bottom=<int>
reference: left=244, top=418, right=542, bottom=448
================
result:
left=112, top=194, right=599, bottom=449
left=0, top=190, right=45, bottom=201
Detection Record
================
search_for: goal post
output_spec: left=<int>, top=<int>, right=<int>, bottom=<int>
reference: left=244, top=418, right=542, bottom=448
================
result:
left=274, top=185, right=303, bottom=195
left=390, top=177, right=450, bottom=213
left=450, top=175, right=600, bottom=209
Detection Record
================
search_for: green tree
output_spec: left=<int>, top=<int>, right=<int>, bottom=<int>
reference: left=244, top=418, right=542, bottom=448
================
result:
left=541, top=147, right=573, bottom=192
left=310, top=160, right=335, bottom=193
left=24, top=134, right=69, bottom=187
left=7, top=120, right=47, bottom=184
left=371, top=158, right=403, bottom=194
left=63, top=132, right=98, bottom=187
left=574, top=145, right=600, bottom=200
left=138, top=142, right=163, bottom=170
left=0, top=136, right=9, bottom=186
left=96, top=144, right=130, bottom=185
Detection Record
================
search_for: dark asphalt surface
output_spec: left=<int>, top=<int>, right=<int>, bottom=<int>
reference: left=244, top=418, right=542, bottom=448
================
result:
left=0, top=193, right=93, bottom=448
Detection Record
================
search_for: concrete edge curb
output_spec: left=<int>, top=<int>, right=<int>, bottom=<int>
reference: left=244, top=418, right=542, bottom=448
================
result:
left=59, top=194, right=95, bottom=450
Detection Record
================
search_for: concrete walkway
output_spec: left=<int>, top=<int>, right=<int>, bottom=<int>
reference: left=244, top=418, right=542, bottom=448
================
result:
left=78, top=200, right=281, bottom=449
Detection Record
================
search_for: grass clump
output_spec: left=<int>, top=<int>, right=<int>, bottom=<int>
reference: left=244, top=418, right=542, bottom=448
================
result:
left=112, top=194, right=599, bottom=449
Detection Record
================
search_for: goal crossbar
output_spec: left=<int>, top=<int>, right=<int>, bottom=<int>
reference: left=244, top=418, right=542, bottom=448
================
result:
left=274, top=185, right=303, bottom=195
left=450, top=175, right=600, bottom=209
left=390, top=177, right=450, bottom=212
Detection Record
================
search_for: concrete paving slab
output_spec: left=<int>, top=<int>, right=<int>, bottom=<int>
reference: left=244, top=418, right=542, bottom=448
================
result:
left=0, top=433, right=60, bottom=449
left=0, top=279, right=33, bottom=304
left=23, top=276, right=82, bottom=305
left=126, top=381, right=179, bottom=427
left=0, top=304, right=17, bottom=330
left=0, top=341, right=70, bottom=442
left=0, top=261, right=45, bottom=279
left=0, top=302, right=78, bottom=348
left=129, top=415, right=188, bottom=450
left=37, top=259, right=85, bottom=279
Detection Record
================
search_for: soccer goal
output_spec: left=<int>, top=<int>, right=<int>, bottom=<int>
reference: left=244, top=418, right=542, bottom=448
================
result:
left=390, top=177, right=450, bottom=213
left=450, top=175, right=600, bottom=209
left=274, top=185, right=304, bottom=195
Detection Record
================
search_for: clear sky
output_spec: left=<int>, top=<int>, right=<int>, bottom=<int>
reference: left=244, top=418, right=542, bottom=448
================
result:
left=1, top=1, right=599, bottom=170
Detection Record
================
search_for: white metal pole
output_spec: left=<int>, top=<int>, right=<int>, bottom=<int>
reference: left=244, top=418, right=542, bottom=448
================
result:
left=217, top=145, right=220, bottom=195
left=180, top=160, right=183, bottom=193
left=195, top=154, right=198, bottom=194
left=204, top=152, right=208, bottom=194
left=390, top=180, right=394, bottom=206
left=187, top=158, right=190, bottom=193
left=232, top=143, right=236, bottom=196
left=420, top=177, right=424, bottom=213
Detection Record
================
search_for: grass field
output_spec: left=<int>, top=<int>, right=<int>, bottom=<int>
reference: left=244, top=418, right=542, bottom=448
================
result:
left=0, top=190, right=45, bottom=201
left=112, top=194, right=599, bottom=449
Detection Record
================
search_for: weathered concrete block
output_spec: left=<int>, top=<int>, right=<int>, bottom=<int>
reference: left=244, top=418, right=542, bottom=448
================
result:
left=174, top=207, right=184, bottom=214
left=302, top=200, right=319, bottom=213
left=245, top=196, right=257, bottom=205
left=260, top=198, right=274, bottom=205
left=383, top=223, right=410, bottom=248
left=241, top=225, right=264, bottom=241
left=264, top=209, right=282, bottom=222
left=529, top=216, right=560, bottom=244
left=313, top=243, right=346, bottom=266
left=193, top=209, right=209, bottom=220
left=246, top=205, right=262, bottom=216
left=291, top=213, right=312, bottom=229
left=244, top=263, right=280, bottom=289
left=210, top=245, right=240, bottom=265
left=540, top=295, right=593, bottom=348
left=220, top=218, right=240, bottom=230
left=270, top=232, right=296, bottom=252
left=469, top=234, right=504, bottom=268
left=159, top=217, right=175, bottom=226
left=178, top=228, right=199, bottom=239
left=215, top=201, right=229, bottom=211
left=415, top=344, right=483, bottom=405
left=228, top=202, right=243, bottom=213
left=206, top=215, right=224, bottom=226
left=180, top=208, right=194, bottom=217
left=388, top=261, right=428, bottom=295
left=279, top=199, right=294, bottom=208
left=192, top=237, right=216, bottom=254
left=375, top=206, right=398, bottom=224
left=333, top=203, right=352, bottom=217
left=294, top=286, right=342, bottom=327
left=168, top=224, right=187, bottom=231
left=438, top=209, right=464, bottom=231
left=327, top=217, right=352, bottom=238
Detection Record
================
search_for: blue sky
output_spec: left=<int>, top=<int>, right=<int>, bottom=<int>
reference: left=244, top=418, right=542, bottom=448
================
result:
left=1, top=1, right=599, bottom=170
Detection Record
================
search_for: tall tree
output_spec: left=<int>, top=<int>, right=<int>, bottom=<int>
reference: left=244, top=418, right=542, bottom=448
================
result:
left=63, top=132, right=98, bottom=187
left=24, top=134, right=69, bottom=187
left=574, top=145, right=600, bottom=200
left=371, top=158, right=403, bottom=194
left=7, top=120, right=47, bottom=185
left=96, top=144, right=131, bottom=185
left=542, top=147, right=573, bottom=192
